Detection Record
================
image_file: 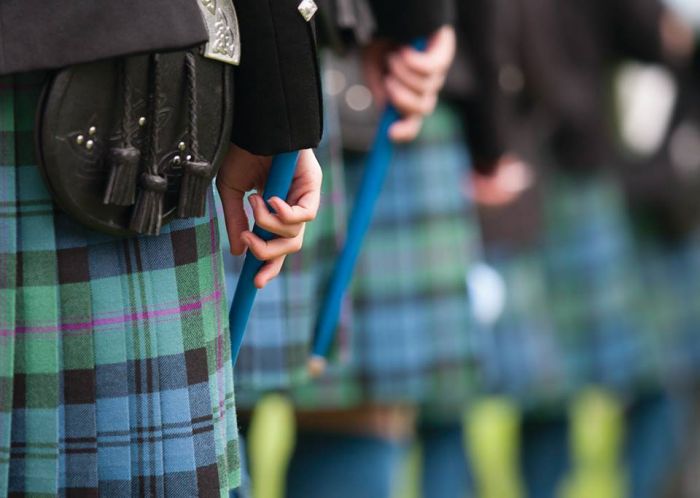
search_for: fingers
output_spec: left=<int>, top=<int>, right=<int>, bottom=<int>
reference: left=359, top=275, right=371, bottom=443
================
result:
left=389, top=115, right=424, bottom=143
left=248, top=195, right=305, bottom=239
left=386, top=75, right=438, bottom=116
left=381, top=26, right=456, bottom=143
left=241, top=225, right=306, bottom=262
left=398, top=26, right=456, bottom=78
left=248, top=149, right=322, bottom=238
left=216, top=176, right=249, bottom=256
left=254, top=256, right=286, bottom=289
left=387, top=54, right=444, bottom=95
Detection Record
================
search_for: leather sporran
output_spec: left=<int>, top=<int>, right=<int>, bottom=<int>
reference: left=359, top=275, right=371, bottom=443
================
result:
left=36, top=1, right=239, bottom=236
left=37, top=52, right=233, bottom=237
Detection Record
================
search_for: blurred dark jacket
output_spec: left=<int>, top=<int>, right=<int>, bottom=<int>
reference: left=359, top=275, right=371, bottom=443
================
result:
left=316, top=0, right=456, bottom=51
left=451, top=0, right=668, bottom=172
left=368, top=0, right=455, bottom=42
left=622, top=56, right=700, bottom=239
left=444, top=0, right=509, bottom=174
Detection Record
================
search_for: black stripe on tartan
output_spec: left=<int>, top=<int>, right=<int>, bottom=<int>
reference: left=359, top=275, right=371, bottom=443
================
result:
left=0, top=210, right=54, bottom=218
left=196, top=463, right=221, bottom=498
left=368, top=210, right=467, bottom=230
left=353, top=283, right=468, bottom=307
left=58, top=414, right=214, bottom=441
left=0, top=199, right=52, bottom=207
left=358, top=357, right=470, bottom=382
left=59, top=487, right=98, bottom=498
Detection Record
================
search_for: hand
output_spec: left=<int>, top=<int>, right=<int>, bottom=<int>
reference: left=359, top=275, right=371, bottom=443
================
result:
left=216, top=145, right=322, bottom=288
left=471, top=155, right=534, bottom=207
left=363, top=26, right=457, bottom=142
left=660, top=10, right=695, bottom=64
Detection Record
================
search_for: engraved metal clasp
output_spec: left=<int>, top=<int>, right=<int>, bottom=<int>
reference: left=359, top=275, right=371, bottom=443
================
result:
left=197, top=0, right=241, bottom=66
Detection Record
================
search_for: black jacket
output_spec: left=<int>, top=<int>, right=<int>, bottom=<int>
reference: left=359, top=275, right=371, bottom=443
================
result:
left=0, top=0, right=322, bottom=155
left=453, top=0, right=668, bottom=171
left=445, top=0, right=507, bottom=174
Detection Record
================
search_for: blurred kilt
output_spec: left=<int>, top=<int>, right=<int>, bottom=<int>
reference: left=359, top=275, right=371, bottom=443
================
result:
left=217, top=112, right=350, bottom=407
left=0, top=73, right=239, bottom=497
left=294, top=103, right=480, bottom=414
left=541, top=171, right=649, bottom=391
left=632, top=224, right=700, bottom=383
left=476, top=169, right=657, bottom=408
left=472, top=249, right=565, bottom=408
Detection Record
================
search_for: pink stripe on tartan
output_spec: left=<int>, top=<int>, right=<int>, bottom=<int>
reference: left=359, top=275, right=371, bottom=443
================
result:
left=209, top=201, right=227, bottom=415
left=0, top=289, right=222, bottom=336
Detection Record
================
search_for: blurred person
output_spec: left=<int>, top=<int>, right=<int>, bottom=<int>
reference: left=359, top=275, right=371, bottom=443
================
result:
left=288, top=28, right=481, bottom=497
left=0, top=2, right=324, bottom=496
left=451, top=0, right=697, bottom=497
left=214, top=1, right=480, bottom=497
left=617, top=14, right=700, bottom=497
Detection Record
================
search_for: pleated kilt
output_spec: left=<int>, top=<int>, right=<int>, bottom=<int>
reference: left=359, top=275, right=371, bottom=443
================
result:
left=0, top=73, right=239, bottom=497
left=217, top=115, right=350, bottom=407
left=294, top=103, right=480, bottom=414
left=475, top=169, right=655, bottom=407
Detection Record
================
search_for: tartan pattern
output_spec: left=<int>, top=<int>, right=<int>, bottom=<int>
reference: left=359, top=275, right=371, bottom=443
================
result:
left=294, top=104, right=480, bottom=412
left=219, top=97, right=351, bottom=407
left=471, top=249, right=565, bottom=407
left=0, top=73, right=239, bottom=497
left=475, top=170, right=662, bottom=407
left=632, top=225, right=700, bottom=384
left=541, top=172, right=651, bottom=392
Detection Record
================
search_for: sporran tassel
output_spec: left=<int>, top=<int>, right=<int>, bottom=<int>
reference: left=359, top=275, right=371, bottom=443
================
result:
left=178, top=159, right=213, bottom=218
left=129, top=173, right=167, bottom=235
left=129, top=53, right=166, bottom=236
left=103, top=147, right=141, bottom=205
left=104, top=59, right=141, bottom=206
left=177, top=51, right=212, bottom=218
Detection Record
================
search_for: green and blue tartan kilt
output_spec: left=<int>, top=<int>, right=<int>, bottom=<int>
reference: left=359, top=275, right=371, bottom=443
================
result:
left=293, top=103, right=480, bottom=413
left=216, top=114, right=351, bottom=407
left=540, top=171, right=654, bottom=392
left=632, top=225, right=700, bottom=383
left=475, top=169, right=657, bottom=408
left=0, top=73, right=239, bottom=497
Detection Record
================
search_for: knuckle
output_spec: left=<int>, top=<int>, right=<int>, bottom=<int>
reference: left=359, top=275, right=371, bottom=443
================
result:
left=292, top=237, right=303, bottom=253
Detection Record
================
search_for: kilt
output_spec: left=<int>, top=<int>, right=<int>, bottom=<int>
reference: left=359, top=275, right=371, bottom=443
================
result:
left=540, top=171, right=651, bottom=392
left=475, top=169, right=654, bottom=408
left=294, top=103, right=480, bottom=413
left=0, top=73, right=239, bottom=497
left=632, top=224, right=700, bottom=383
left=219, top=96, right=351, bottom=407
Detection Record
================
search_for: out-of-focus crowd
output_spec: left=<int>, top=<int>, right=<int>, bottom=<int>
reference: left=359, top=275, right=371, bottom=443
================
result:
left=224, top=0, right=700, bottom=497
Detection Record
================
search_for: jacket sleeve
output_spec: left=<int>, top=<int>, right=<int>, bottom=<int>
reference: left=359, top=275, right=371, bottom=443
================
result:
left=368, top=0, right=456, bottom=42
left=453, top=0, right=509, bottom=174
left=231, top=0, right=323, bottom=155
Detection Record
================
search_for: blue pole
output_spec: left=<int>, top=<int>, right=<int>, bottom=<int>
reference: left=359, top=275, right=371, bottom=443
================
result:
left=311, top=39, right=428, bottom=367
left=229, top=151, right=300, bottom=364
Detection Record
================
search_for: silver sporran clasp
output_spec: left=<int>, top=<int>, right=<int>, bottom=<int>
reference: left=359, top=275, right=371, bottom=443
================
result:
left=197, top=0, right=241, bottom=66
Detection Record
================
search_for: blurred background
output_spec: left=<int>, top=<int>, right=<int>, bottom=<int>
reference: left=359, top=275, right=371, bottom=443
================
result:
left=228, top=0, right=700, bottom=497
